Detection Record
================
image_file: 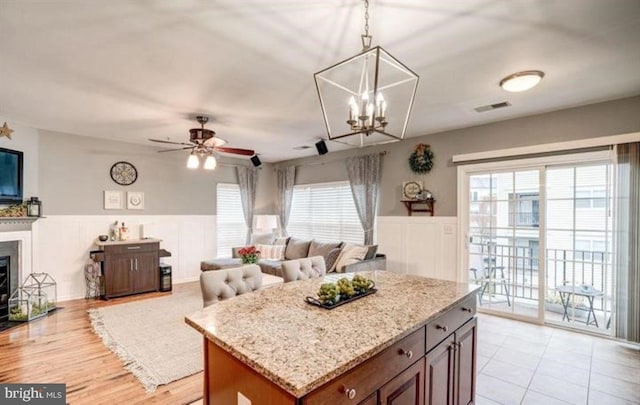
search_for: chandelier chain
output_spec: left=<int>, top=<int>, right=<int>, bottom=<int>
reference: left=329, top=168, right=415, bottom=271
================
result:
left=363, top=0, right=369, bottom=37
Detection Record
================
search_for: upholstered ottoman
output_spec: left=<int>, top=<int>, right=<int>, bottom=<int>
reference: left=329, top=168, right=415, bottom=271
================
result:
left=200, top=258, right=242, bottom=271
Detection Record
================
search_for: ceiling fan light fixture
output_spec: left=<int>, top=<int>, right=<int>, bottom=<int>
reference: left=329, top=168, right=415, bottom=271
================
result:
left=187, top=152, right=200, bottom=169
left=500, top=70, right=545, bottom=92
left=203, top=155, right=217, bottom=170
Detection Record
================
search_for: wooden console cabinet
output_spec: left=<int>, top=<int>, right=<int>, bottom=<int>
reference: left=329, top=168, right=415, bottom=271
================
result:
left=95, top=240, right=160, bottom=299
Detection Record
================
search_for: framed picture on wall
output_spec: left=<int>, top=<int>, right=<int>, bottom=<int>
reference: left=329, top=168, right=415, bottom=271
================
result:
left=127, top=191, right=144, bottom=210
left=104, top=190, right=123, bottom=210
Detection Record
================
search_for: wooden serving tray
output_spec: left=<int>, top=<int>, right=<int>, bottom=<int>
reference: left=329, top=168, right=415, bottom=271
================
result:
left=305, top=288, right=378, bottom=310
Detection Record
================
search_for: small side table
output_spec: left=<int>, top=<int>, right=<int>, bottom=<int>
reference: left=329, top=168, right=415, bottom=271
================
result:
left=402, top=199, right=435, bottom=216
left=555, top=285, right=604, bottom=327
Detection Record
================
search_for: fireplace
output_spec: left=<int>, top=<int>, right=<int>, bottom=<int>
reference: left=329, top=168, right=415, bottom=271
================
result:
left=0, top=241, right=19, bottom=323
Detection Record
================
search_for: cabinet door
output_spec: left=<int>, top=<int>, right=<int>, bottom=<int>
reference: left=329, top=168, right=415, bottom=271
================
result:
left=133, top=252, right=158, bottom=293
left=455, top=318, right=477, bottom=405
left=424, top=336, right=455, bottom=405
left=105, top=255, right=133, bottom=297
left=359, top=393, right=377, bottom=405
left=379, top=358, right=424, bottom=405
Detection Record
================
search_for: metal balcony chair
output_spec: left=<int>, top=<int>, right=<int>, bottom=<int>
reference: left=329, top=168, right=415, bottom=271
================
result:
left=470, top=266, right=511, bottom=307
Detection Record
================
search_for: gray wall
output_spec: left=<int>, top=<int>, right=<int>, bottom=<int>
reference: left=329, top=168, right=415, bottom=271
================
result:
left=38, top=130, right=275, bottom=215
left=275, top=96, right=640, bottom=216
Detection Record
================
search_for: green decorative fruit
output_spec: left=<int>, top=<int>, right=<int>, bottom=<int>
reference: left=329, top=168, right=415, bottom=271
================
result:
left=318, top=282, right=339, bottom=305
left=337, top=278, right=356, bottom=298
left=352, top=274, right=373, bottom=293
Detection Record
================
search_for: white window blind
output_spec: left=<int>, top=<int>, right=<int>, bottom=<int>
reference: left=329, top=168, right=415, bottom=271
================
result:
left=288, top=181, right=364, bottom=244
left=216, top=183, right=247, bottom=258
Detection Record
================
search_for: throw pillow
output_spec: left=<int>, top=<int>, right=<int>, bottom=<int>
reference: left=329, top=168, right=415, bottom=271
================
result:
left=308, top=240, right=343, bottom=259
left=255, top=244, right=285, bottom=260
left=333, top=244, right=369, bottom=273
left=274, top=236, right=290, bottom=246
left=285, top=238, right=312, bottom=260
left=325, top=247, right=343, bottom=273
left=364, top=244, right=378, bottom=260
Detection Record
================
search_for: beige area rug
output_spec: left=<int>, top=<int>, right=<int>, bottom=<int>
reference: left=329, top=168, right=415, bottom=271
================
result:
left=88, top=283, right=203, bottom=392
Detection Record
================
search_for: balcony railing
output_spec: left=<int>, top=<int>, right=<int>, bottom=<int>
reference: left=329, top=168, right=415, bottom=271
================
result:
left=470, top=243, right=612, bottom=313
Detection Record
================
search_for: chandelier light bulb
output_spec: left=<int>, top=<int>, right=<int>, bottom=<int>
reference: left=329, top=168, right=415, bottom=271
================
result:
left=187, top=153, right=200, bottom=169
left=204, top=155, right=217, bottom=170
left=500, top=70, right=545, bottom=92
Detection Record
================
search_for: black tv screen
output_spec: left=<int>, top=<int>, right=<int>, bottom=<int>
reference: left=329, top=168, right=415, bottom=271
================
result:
left=0, top=147, right=23, bottom=204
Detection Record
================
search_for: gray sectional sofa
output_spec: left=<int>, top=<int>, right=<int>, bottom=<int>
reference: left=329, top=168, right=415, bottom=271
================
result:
left=200, top=237, right=386, bottom=278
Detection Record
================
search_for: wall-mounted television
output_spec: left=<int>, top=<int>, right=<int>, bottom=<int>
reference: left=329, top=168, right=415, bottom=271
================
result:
left=0, top=147, right=24, bottom=204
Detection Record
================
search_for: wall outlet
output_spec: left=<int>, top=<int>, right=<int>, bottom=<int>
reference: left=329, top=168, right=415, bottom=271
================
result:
left=443, top=224, right=454, bottom=235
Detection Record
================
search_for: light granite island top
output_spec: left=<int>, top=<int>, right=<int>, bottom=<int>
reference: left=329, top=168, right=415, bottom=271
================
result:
left=185, top=271, right=478, bottom=402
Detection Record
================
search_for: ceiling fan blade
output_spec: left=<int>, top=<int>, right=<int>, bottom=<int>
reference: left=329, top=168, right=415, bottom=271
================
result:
left=149, top=138, right=193, bottom=147
left=215, top=147, right=256, bottom=156
left=157, top=146, right=194, bottom=153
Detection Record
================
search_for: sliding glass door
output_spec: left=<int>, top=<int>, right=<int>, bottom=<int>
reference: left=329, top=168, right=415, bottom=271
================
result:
left=468, top=169, right=543, bottom=321
left=462, top=152, right=615, bottom=332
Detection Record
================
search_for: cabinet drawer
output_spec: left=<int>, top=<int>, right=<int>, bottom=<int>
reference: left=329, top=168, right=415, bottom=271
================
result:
left=426, top=295, right=475, bottom=352
left=303, top=326, right=425, bottom=405
left=104, top=242, right=159, bottom=255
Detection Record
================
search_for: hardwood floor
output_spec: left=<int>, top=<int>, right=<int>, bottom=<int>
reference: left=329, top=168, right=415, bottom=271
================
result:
left=0, top=283, right=203, bottom=405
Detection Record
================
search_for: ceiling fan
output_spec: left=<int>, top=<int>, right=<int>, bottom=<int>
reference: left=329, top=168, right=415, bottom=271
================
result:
left=149, top=116, right=255, bottom=169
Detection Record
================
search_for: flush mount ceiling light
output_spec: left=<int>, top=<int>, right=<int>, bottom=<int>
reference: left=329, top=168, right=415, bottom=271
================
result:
left=500, top=70, right=545, bottom=92
left=314, top=0, right=419, bottom=147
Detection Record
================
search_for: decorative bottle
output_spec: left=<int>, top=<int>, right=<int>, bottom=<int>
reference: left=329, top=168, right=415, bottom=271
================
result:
left=119, top=222, right=129, bottom=241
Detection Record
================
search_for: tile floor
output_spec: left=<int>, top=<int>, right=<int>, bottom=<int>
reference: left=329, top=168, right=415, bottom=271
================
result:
left=476, top=313, right=640, bottom=405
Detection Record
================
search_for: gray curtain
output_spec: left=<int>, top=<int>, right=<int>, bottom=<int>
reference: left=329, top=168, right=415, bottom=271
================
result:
left=236, top=166, right=259, bottom=244
left=346, top=153, right=384, bottom=245
left=614, top=142, right=640, bottom=342
left=276, top=166, right=296, bottom=236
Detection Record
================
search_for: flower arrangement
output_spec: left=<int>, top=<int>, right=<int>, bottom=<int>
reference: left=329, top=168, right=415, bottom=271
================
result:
left=238, top=246, right=260, bottom=264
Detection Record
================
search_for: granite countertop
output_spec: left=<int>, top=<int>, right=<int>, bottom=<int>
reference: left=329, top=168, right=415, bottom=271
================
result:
left=185, top=271, right=477, bottom=398
left=94, top=238, right=162, bottom=246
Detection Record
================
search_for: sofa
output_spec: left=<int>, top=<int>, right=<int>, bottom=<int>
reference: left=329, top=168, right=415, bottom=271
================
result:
left=201, top=237, right=386, bottom=278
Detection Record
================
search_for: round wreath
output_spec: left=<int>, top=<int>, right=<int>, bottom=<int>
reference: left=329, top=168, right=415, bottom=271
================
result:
left=408, top=143, right=434, bottom=174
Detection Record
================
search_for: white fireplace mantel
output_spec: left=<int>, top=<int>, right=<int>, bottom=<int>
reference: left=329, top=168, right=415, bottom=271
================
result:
left=0, top=228, right=37, bottom=284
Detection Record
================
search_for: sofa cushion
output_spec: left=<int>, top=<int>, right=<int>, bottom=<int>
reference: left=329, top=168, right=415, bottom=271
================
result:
left=250, top=233, right=275, bottom=245
left=325, top=247, right=343, bottom=273
left=285, top=238, right=312, bottom=260
left=333, top=244, right=369, bottom=273
left=258, top=259, right=283, bottom=277
left=364, top=244, right=378, bottom=260
left=255, top=244, right=285, bottom=260
left=308, top=240, right=343, bottom=259
left=274, top=236, right=290, bottom=246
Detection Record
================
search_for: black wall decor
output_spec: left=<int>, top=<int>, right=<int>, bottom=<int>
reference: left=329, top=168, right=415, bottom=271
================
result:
left=250, top=155, right=262, bottom=167
left=315, top=140, right=328, bottom=155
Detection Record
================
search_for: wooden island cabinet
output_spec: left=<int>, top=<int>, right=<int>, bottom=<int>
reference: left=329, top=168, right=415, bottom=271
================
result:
left=186, top=272, right=479, bottom=405
left=92, top=239, right=167, bottom=299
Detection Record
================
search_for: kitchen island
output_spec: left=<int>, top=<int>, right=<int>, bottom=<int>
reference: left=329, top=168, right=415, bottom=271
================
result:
left=185, top=271, right=478, bottom=405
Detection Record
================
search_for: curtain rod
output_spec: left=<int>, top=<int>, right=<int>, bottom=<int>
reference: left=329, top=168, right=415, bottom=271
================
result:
left=288, top=150, right=388, bottom=168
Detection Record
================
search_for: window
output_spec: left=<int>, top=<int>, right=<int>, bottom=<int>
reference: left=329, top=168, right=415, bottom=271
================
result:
left=216, top=183, right=247, bottom=258
left=288, top=181, right=364, bottom=244
left=508, top=193, right=540, bottom=227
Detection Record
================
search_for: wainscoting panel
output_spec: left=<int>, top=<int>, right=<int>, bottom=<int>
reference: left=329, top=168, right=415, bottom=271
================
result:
left=37, top=215, right=216, bottom=301
left=377, top=216, right=459, bottom=282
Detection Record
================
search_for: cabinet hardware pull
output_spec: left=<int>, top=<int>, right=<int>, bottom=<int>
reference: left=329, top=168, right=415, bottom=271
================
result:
left=130, top=259, right=134, bottom=271
left=436, top=324, right=448, bottom=332
left=342, top=387, right=357, bottom=400
left=461, top=307, right=472, bottom=313
left=127, top=246, right=141, bottom=250
left=135, top=258, right=138, bottom=271
left=399, top=349, right=413, bottom=359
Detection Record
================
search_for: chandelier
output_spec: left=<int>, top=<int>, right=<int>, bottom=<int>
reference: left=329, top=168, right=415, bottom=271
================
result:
left=314, top=0, right=419, bottom=147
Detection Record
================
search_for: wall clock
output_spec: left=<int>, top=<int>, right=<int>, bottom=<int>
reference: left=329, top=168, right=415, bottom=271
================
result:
left=110, top=161, right=138, bottom=186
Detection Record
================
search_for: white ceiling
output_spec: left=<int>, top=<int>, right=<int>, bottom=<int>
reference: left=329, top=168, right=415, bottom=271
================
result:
left=1, top=0, right=639, bottom=162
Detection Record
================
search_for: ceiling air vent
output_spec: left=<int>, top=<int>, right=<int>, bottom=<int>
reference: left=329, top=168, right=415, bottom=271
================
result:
left=474, top=101, right=511, bottom=113
left=293, top=145, right=312, bottom=150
